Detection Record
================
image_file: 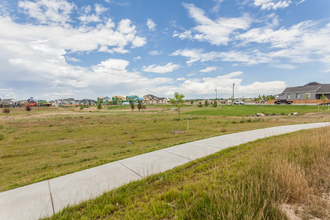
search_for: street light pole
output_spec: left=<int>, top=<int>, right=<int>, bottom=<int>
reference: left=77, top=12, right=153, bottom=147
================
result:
left=233, top=83, right=235, bottom=100
left=215, top=89, right=217, bottom=100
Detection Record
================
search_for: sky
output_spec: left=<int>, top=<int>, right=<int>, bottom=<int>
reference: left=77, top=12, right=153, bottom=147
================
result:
left=0, top=0, right=330, bottom=100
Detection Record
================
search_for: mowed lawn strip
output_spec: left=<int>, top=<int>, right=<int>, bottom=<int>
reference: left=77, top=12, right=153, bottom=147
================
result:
left=0, top=106, right=329, bottom=192
left=45, top=126, right=330, bottom=220
left=184, top=104, right=324, bottom=116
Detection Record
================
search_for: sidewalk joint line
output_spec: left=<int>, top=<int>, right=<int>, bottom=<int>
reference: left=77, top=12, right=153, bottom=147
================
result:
left=118, top=162, right=144, bottom=178
left=162, top=149, right=192, bottom=161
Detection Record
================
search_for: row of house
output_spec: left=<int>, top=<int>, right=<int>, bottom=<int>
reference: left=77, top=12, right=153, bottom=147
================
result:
left=97, top=94, right=168, bottom=105
left=0, top=98, right=48, bottom=107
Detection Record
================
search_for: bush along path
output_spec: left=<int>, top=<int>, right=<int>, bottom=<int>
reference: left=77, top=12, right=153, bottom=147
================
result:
left=1, top=122, right=330, bottom=220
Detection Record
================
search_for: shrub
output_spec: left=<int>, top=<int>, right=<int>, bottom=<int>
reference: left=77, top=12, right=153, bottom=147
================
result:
left=204, top=100, right=209, bottom=107
left=25, top=106, right=31, bottom=111
left=2, top=108, right=10, bottom=116
left=80, top=105, right=84, bottom=110
left=213, top=99, right=218, bottom=107
left=198, top=102, right=203, bottom=107
left=130, top=103, right=135, bottom=112
left=97, top=102, right=102, bottom=110
left=0, top=133, right=4, bottom=140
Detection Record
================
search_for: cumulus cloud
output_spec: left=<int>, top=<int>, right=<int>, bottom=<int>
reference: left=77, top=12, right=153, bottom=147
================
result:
left=199, top=66, right=218, bottom=73
left=254, top=0, right=292, bottom=10
left=132, top=71, right=287, bottom=98
left=133, top=56, right=141, bottom=60
left=172, top=48, right=271, bottom=66
left=18, top=0, right=76, bottom=25
left=148, top=50, right=161, bottom=56
left=78, top=3, right=108, bottom=24
left=173, top=3, right=252, bottom=45
left=147, top=18, right=156, bottom=31
left=142, top=63, right=181, bottom=73
left=236, top=21, right=330, bottom=65
left=187, top=73, right=195, bottom=76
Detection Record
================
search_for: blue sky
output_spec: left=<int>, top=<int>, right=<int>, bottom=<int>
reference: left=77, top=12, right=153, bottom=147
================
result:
left=0, top=0, right=330, bottom=100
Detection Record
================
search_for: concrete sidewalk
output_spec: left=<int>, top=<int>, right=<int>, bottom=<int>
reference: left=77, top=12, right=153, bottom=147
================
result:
left=1, top=122, right=329, bottom=220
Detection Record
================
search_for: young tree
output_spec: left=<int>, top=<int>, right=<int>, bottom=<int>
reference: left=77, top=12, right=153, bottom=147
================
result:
left=80, top=104, right=84, bottom=110
left=198, top=101, right=203, bottom=107
left=2, top=108, right=10, bottom=116
left=257, top=95, right=262, bottom=104
left=204, top=100, right=209, bottom=107
left=230, top=96, right=234, bottom=105
left=321, top=93, right=328, bottom=109
left=266, top=95, right=273, bottom=104
left=97, top=102, right=102, bottom=110
left=213, top=98, right=217, bottom=107
left=241, top=96, right=246, bottom=102
left=137, top=101, right=142, bottom=112
left=130, top=103, right=135, bottom=112
left=190, top=100, right=194, bottom=105
left=303, top=92, right=310, bottom=105
left=169, top=92, right=185, bottom=132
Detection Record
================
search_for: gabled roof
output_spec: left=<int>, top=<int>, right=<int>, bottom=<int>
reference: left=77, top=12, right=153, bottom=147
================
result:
left=282, top=84, right=321, bottom=93
left=144, top=94, right=167, bottom=100
left=282, top=82, right=330, bottom=94
left=316, top=84, right=330, bottom=94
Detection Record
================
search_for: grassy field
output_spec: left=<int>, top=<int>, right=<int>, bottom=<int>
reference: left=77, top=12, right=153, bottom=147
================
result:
left=45, top=125, right=330, bottom=220
left=0, top=105, right=330, bottom=193
left=184, top=104, right=324, bottom=116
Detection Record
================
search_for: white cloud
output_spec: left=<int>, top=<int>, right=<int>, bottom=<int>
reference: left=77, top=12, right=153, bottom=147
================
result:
left=78, top=3, right=108, bottom=24
left=297, top=0, right=305, bottom=4
left=148, top=50, right=161, bottom=56
left=199, top=66, right=218, bottom=73
left=66, top=57, right=81, bottom=62
left=0, top=16, right=146, bottom=55
left=177, top=77, right=185, bottom=81
left=142, top=63, right=180, bottom=73
left=237, top=21, right=330, bottom=65
left=173, top=3, right=252, bottom=45
left=18, top=0, right=76, bottom=25
left=133, top=56, right=141, bottom=60
left=147, top=18, right=156, bottom=31
left=187, top=73, right=195, bottom=76
left=212, top=0, right=225, bottom=12
left=132, top=71, right=286, bottom=98
left=270, top=63, right=297, bottom=69
left=254, top=0, right=292, bottom=10
left=172, top=48, right=271, bottom=66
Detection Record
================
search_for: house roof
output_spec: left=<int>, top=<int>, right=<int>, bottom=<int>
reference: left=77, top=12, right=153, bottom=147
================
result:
left=283, top=85, right=321, bottom=93
left=115, top=96, right=126, bottom=101
left=144, top=94, right=167, bottom=100
left=282, top=82, right=330, bottom=94
left=316, top=84, right=330, bottom=94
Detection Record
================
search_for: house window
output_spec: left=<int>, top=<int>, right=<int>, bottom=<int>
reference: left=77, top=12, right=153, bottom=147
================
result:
left=305, top=93, right=311, bottom=99
left=287, top=94, right=290, bottom=99
left=296, top=93, right=300, bottom=99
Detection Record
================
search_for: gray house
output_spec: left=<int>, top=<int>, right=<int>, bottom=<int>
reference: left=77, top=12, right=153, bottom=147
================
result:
left=276, top=82, right=330, bottom=100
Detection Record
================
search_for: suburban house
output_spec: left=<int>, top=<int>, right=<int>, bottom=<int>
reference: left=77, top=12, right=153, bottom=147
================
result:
left=80, top=99, right=96, bottom=105
left=143, top=94, right=168, bottom=104
left=276, top=82, right=330, bottom=104
left=55, top=98, right=84, bottom=106
left=97, top=96, right=110, bottom=104
left=126, top=95, right=143, bottom=104
left=0, top=98, right=19, bottom=107
left=112, top=96, right=126, bottom=105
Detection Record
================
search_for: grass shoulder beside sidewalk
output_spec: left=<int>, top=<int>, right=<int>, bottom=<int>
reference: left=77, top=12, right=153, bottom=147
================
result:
left=46, top=126, right=330, bottom=220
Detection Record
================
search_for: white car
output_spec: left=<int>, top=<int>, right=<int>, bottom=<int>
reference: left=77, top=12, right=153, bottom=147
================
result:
left=233, top=100, right=245, bottom=105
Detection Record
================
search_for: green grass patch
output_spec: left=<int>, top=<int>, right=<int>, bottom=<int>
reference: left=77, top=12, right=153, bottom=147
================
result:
left=45, top=126, right=330, bottom=220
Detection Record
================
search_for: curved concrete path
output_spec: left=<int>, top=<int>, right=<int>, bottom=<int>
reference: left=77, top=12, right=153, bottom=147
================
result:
left=1, top=122, right=329, bottom=220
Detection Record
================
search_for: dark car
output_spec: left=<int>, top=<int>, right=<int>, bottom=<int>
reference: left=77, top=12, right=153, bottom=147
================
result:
left=274, top=99, right=293, bottom=105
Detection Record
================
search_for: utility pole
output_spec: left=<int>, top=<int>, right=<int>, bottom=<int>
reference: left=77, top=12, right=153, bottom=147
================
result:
left=215, top=89, right=217, bottom=100
left=233, top=83, right=235, bottom=100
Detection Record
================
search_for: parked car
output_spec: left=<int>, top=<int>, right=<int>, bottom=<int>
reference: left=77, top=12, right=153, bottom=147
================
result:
left=233, top=100, right=245, bottom=105
left=274, top=99, right=293, bottom=105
